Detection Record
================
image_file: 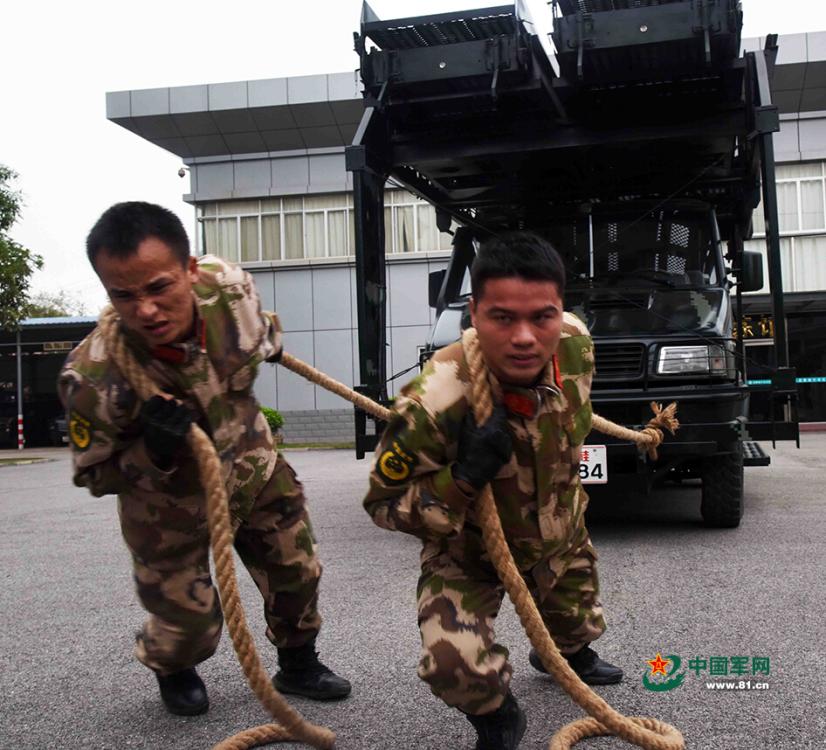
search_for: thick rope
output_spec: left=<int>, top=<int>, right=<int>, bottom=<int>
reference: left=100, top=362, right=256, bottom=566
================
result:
left=280, top=353, right=388, bottom=420
left=98, top=307, right=335, bottom=750
left=592, top=405, right=679, bottom=461
left=281, top=344, right=679, bottom=461
left=281, top=330, right=684, bottom=750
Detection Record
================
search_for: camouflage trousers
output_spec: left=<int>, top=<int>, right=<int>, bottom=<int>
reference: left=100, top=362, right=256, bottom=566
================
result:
left=416, top=527, right=606, bottom=715
left=117, top=454, right=322, bottom=675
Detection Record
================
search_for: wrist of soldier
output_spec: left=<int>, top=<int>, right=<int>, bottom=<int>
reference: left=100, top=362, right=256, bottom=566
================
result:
left=425, top=464, right=475, bottom=512
left=144, top=433, right=189, bottom=470
left=130, top=439, right=178, bottom=479
left=147, top=445, right=176, bottom=471
left=450, top=464, right=484, bottom=496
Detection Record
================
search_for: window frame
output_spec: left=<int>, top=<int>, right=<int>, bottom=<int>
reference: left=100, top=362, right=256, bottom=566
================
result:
left=197, top=190, right=455, bottom=262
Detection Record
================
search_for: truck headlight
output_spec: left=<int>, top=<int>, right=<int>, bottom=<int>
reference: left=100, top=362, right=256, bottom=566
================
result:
left=657, top=345, right=729, bottom=375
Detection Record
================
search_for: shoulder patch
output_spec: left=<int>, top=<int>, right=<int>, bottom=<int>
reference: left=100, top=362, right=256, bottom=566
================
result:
left=69, top=411, right=92, bottom=451
left=377, top=439, right=417, bottom=485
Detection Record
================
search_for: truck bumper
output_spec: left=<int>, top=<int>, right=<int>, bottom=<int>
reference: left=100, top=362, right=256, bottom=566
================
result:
left=589, top=385, right=748, bottom=474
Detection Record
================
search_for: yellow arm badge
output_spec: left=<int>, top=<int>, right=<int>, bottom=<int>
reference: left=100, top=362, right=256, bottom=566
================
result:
left=69, top=411, right=92, bottom=451
left=378, top=440, right=415, bottom=484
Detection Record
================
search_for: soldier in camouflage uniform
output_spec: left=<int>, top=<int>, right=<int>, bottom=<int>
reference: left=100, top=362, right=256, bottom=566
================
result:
left=364, top=232, right=622, bottom=750
left=58, top=202, right=350, bottom=717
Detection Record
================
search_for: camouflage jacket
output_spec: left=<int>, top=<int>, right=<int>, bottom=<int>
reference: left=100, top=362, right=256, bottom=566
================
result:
left=58, top=255, right=282, bottom=521
left=363, top=313, right=595, bottom=566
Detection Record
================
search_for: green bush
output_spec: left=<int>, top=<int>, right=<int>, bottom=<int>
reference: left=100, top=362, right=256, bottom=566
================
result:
left=261, top=406, right=284, bottom=433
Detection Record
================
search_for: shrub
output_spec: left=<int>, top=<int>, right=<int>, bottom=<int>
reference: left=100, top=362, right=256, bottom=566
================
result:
left=261, top=406, right=284, bottom=433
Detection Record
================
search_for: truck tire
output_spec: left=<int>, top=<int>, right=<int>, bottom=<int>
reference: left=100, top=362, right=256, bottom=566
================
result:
left=700, top=448, right=744, bottom=528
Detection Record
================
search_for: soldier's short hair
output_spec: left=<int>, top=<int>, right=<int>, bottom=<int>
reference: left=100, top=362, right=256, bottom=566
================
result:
left=471, top=231, right=566, bottom=300
left=86, top=201, right=190, bottom=269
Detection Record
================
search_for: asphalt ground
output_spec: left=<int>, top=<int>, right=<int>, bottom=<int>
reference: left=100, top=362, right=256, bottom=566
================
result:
left=1, top=438, right=824, bottom=750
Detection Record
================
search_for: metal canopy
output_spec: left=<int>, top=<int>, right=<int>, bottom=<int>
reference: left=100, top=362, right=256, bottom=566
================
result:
left=552, top=0, right=742, bottom=83
left=362, top=4, right=518, bottom=49
left=555, top=0, right=687, bottom=12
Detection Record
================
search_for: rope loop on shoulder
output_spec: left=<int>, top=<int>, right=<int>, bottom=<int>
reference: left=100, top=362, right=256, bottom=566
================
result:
left=462, top=328, right=494, bottom=425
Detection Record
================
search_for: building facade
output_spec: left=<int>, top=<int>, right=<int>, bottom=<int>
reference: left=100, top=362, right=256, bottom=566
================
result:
left=740, top=33, right=826, bottom=422
left=106, top=31, right=826, bottom=436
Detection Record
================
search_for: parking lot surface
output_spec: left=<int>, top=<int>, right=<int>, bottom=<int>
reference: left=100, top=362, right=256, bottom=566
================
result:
left=1, top=438, right=824, bottom=749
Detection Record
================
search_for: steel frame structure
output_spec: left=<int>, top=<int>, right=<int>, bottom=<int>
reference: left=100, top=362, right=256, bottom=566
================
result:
left=345, top=0, right=794, bottom=455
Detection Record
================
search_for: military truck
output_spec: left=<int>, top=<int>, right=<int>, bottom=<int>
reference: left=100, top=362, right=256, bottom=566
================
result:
left=346, top=0, right=799, bottom=527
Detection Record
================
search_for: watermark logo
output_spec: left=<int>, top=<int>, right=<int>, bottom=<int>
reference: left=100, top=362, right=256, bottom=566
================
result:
left=642, top=653, right=771, bottom=692
left=642, top=653, right=685, bottom=692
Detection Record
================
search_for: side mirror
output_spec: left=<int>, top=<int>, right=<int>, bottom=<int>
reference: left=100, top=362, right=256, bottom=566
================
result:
left=738, top=250, right=764, bottom=292
left=428, top=269, right=447, bottom=308
left=436, top=209, right=453, bottom=234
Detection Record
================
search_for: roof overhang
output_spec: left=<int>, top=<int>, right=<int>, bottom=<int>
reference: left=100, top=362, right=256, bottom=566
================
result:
left=107, top=72, right=364, bottom=159
left=107, top=32, right=826, bottom=161
left=742, top=32, right=826, bottom=114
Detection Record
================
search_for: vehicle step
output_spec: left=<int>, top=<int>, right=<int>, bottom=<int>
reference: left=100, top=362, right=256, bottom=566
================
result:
left=743, top=440, right=770, bottom=467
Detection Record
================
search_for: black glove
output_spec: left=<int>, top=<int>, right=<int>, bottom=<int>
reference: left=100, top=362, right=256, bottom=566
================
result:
left=141, top=395, right=193, bottom=469
left=452, top=405, right=513, bottom=491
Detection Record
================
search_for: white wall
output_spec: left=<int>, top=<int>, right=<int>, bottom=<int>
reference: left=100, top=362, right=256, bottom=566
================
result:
left=250, top=254, right=449, bottom=411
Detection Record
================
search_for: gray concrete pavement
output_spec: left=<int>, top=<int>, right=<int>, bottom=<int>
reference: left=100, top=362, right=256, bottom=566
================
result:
left=1, top=439, right=824, bottom=749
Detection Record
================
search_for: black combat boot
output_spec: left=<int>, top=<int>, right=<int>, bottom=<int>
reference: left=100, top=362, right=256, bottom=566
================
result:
left=273, top=640, right=352, bottom=700
left=529, top=645, right=624, bottom=685
left=154, top=667, right=209, bottom=716
left=465, top=693, right=527, bottom=750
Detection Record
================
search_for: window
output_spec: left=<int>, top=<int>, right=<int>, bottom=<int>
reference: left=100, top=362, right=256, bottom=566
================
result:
left=262, top=215, right=281, bottom=260
left=747, top=161, right=826, bottom=293
left=751, top=161, right=826, bottom=235
left=240, top=217, right=258, bottom=262
left=777, top=182, right=800, bottom=231
left=217, top=218, right=238, bottom=262
left=383, top=189, right=457, bottom=254
left=284, top=213, right=303, bottom=259
left=801, top=180, right=825, bottom=231
left=197, top=189, right=456, bottom=262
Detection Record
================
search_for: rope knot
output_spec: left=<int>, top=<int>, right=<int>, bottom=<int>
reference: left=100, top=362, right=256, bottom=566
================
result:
left=641, top=402, right=680, bottom=460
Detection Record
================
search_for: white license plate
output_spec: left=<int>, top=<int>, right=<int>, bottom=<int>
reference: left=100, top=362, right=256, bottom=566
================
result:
left=579, top=445, right=607, bottom=484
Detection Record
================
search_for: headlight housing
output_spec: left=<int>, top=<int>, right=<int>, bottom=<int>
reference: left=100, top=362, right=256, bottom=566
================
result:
left=657, top=344, right=730, bottom=375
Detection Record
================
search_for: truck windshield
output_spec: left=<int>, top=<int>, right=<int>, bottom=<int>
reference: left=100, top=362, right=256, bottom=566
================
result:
left=547, top=208, right=721, bottom=289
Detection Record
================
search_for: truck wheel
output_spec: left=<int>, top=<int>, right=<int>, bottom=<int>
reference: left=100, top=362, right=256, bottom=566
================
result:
left=700, top=448, right=744, bottom=528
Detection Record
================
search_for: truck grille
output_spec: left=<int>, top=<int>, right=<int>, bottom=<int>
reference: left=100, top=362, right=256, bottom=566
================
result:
left=594, top=343, right=645, bottom=381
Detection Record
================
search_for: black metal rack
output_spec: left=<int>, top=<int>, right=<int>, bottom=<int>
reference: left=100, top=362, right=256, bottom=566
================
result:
left=346, top=0, right=794, bottom=457
left=551, top=0, right=742, bottom=83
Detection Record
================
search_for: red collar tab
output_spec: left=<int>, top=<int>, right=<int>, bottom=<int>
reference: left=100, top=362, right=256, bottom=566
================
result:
left=151, top=321, right=206, bottom=365
left=502, top=381, right=562, bottom=419
left=553, top=354, right=563, bottom=390
left=502, top=389, right=540, bottom=419
left=151, top=344, right=189, bottom=364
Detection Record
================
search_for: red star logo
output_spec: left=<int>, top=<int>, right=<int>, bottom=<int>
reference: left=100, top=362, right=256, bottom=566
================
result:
left=647, top=653, right=670, bottom=676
